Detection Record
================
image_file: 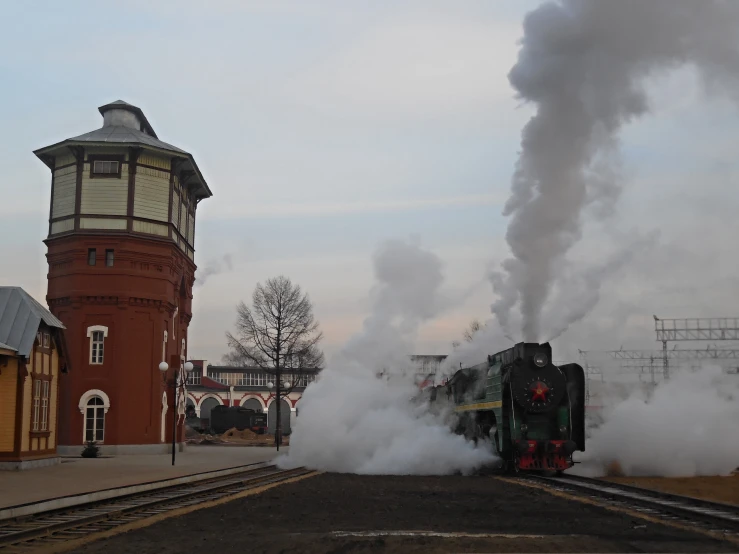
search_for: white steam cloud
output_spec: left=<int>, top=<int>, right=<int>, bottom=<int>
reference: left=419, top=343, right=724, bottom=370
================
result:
left=491, top=0, right=739, bottom=342
left=577, top=366, right=739, bottom=477
left=277, top=238, right=496, bottom=475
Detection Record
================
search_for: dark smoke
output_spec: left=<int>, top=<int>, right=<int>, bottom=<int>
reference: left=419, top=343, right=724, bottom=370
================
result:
left=491, top=0, right=739, bottom=341
left=195, top=254, right=233, bottom=287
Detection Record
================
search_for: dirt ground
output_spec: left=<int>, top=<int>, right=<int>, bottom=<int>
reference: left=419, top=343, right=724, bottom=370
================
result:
left=72, top=473, right=736, bottom=554
left=602, top=472, right=739, bottom=505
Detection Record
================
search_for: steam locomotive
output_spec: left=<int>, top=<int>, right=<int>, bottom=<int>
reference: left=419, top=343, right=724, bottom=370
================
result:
left=430, top=342, right=585, bottom=473
left=209, top=406, right=268, bottom=435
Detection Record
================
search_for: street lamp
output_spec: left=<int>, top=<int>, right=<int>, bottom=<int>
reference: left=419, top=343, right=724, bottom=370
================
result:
left=267, top=380, right=291, bottom=451
left=159, top=360, right=193, bottom=465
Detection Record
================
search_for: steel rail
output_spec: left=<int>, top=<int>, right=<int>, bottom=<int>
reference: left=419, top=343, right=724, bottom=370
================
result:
left=0, top=465, right=310, bottom=552
left=524, top=473, right=739, bottom=535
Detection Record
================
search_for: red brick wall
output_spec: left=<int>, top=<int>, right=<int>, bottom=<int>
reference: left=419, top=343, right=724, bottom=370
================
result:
left=47, top=234, right=194, bottom=446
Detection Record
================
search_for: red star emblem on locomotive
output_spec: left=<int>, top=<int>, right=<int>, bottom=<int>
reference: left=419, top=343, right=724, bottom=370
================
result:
left=529, top=381, right=549, bottom=402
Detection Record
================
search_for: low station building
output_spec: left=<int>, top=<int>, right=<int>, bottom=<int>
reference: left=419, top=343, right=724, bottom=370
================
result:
left=0, top=287, right=69, bottom=470
left=185, top=361, right=319, bottom=434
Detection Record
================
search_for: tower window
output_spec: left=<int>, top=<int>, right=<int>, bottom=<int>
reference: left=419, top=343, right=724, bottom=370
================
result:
left=92, top=160, right=120, bottom=176
left=88, top=249, right=96, bottom=266
left=87, top=325, right=109, bottom=365
left=90, top=331, right=105, bottom=364
left=105, top=249, right=114, bottom=267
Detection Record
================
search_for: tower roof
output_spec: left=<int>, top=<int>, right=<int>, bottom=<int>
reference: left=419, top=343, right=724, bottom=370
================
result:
left=98, top=100, right=158, bottom=138
left=33, top=101, right=212, bottom=200
left=0, top=287, right=65, bottom=358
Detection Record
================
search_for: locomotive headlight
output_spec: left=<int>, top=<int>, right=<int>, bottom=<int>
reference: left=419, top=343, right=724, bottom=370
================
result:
left=533, top=352, right=548, bottom=367
left=520, top=424, right=528, bottom=433
left=559, top=425, right=568, bottom=435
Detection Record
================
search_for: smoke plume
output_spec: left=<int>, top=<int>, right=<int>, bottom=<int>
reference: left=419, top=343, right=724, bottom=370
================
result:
left=195, top=254, right=233, bottom=287
left=576, top=365, right=739, bottom=477
left=491, top=0, right=739, bottom=341
left=277, top=238, right=496, bottom=475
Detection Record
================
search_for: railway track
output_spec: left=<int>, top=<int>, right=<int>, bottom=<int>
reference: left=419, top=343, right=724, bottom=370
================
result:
left=0, top=464, right=312, bottom=553
left=522, top=473, right=739, bottom=541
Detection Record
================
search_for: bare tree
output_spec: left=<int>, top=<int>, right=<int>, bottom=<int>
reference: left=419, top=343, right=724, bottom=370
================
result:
left=462, top=319, right=486, bottom=343
left=224, top=276, right=324, bottom=448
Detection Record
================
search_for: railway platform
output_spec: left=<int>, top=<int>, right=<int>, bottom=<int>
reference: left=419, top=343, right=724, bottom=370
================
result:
left=0, top=446, right=284, bottom=511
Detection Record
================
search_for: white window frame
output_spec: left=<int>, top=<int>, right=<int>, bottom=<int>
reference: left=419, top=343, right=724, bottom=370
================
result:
left=92, top=160, right=119, bottom=174
left=86, top=325, right=109, bottom=365
left=41, top=381, right=50, bottom=431
left=32, top=380, right=41, bottom=431
left=78, top=389, right=111, bottom=444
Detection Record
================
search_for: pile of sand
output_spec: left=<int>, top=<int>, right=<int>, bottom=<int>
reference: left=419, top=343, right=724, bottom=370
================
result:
left=223, top=428, right=259, bottom=441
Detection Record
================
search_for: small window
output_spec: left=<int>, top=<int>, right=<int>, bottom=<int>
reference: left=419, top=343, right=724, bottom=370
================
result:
left=92, top=160, right=119, bottom=175
left=43, top=332, right=50, bottom=348
left=88, top=249, right=96, bottom=266
left=91, top=331, right=105, bottom=364
left=32, top=380, right=41, bottom=431
left=41, top=381, right=50, bottom=431
left=105, top=249, right=114, bottom=267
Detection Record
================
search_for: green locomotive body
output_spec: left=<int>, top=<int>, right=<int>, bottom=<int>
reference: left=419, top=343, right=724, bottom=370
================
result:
left=433, top=342, right=586, bottom=472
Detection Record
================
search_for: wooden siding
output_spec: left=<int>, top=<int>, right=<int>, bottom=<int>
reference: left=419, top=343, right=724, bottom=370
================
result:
left=188, top=214, right=195, bottom=246
left=178, top=197, right=185, bottom=232
left=52, top=165, right=77, bottom=219
left=50, top=218, right=75, bottom=235
left=138, top=153, right=170, bottom=170
left=132, top=219, right=169, bottom=237
left=20, top=373, right=31, bottom=452
left=133, top=167, right=169, bottom=221
left=55, top=153, right=76, bottom=168
left=171, top=191, right=180, bottom=226
left=80, top=217, right=127, bottom=230
left=80, top=163, right=129, bottom=215
left=0, top=358, right=18, bottom=452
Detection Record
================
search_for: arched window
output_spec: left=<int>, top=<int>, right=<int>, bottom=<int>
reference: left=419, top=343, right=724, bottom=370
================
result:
left=84, top=396, right=105, bottom=443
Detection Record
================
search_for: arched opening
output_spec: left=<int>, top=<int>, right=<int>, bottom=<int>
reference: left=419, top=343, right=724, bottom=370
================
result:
left=84, top=396, right=105, bottom=443
left=186, top=396, right=197, bottom=418
left=241, top=397, right=263, bottom=413
left=267, top=398, right=291, bottom=435
left=199, top=397, right=221, bottom=430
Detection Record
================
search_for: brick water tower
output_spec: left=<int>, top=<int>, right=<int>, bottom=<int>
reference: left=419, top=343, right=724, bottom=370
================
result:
left=34, top=101, right=212, bottom=455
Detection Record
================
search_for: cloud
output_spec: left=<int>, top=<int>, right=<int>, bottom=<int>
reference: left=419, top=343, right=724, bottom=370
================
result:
left=202, top=193, right=504, bottom=219
left=285, top=16, right=522, bottom=122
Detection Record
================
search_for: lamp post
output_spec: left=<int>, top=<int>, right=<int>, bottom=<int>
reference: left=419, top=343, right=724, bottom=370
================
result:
left=159, top=360, right=193, bottom=465
left=267, top=379, right=290, bottom=451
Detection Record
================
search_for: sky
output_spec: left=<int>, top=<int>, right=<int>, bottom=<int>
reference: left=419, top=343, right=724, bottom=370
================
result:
left=2, top=1, right=739, bottom=366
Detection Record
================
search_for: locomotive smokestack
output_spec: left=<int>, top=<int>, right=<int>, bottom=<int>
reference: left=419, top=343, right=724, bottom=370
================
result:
left=490, top=0, right=739, bottom=342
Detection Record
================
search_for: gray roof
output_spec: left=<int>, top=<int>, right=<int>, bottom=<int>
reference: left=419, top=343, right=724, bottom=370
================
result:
left=67, top=125, right=188, bottom=155
left=98, top=100, right=158, bottom=138
left=0, top=287, right=65, bottom=358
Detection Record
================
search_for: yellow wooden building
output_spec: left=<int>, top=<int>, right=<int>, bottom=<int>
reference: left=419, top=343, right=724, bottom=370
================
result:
left=0, top=287, right=69, bottom=470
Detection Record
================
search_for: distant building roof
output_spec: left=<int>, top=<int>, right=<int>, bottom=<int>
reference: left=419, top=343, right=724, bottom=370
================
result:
left=33, top=100, right=211, bottom=201
left=0, top=287, right=65, bottom=357
left=206, top=365, right=322, bottom=374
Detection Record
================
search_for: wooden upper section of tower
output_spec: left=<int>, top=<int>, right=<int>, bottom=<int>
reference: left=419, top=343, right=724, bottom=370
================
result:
left=33, top=100, right=212, bottom=262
